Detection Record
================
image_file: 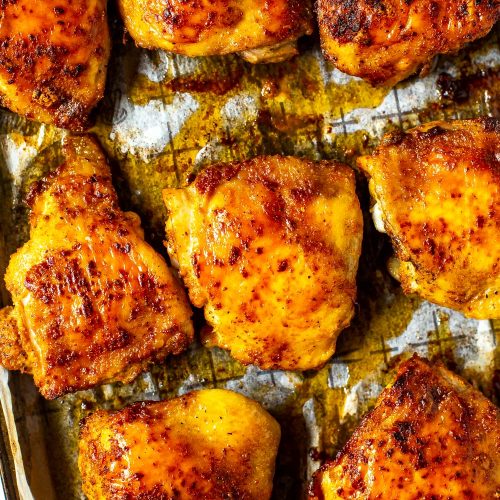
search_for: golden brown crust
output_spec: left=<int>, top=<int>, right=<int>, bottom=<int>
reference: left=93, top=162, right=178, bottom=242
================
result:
left=0, top=136, right=193, bottom=399
left=0, top=0, right=110, bottom=130
left=118, top=0, right=313, bottom=62
left=0, top=307, right=28, bottom=373
left=358, top=118, right=500, bottom=318
left=310, top=355, right=500, bottom=499
left=78, top=389, right=281, bottom=500
left=317, top=0, right=499, bottom=86
left=163, top=156, right=363, bottom=370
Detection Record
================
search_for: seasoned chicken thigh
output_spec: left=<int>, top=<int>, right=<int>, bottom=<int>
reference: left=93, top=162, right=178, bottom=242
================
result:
left=79, top=389, right=281, bottom=500
left=317, top=0, right=499, bottom=86
left=117, top=0, right=313, bottom=63
left=0, top=136, right=193, bottom=399
left=358, top=118, right=500, bottom=318
left=163, top=156, right=363, bottom=371
left=0, top=0, right=110, bottom=130
left=310, top=355, right=500, bottom=500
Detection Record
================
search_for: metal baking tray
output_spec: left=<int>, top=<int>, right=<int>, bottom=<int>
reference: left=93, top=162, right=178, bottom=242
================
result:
left=0, top=19, right=498, bottom=499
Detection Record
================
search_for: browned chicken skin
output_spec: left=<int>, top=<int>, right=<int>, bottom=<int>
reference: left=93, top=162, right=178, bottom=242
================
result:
left=0, top=0, right=110, bottom=130
left=358, top=118, right=500, bottom=319
left=310, top=355, right=500, bottom=499
left=317, top=0, right=499, bottom=86
left=163, top=156, right=363, bottom=371
left=0, top=136, right=193, bottom=399
left=79, top=389, right=281, bottom=499
left=117, top=0, right=313, bottom=63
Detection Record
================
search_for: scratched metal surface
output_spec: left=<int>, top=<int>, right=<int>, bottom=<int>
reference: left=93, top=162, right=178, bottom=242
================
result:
left=0, top=23, right=498, bottom=500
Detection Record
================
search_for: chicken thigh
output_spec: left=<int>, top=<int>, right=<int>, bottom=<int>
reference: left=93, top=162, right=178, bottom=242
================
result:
left=79, top=389, right=280, bottom=499
left=0, top=0, right=110, bottom=130
left=358, top=118, right=499, bottom=318
left=163, top=156, right=363, bottom=370
left=311, top=355, right=500, bottom=499
left=317, top=0, right=499, bottom=86
left=0, top=136, right=193, bottom=399
left=118, top=0, right=313, bottom=63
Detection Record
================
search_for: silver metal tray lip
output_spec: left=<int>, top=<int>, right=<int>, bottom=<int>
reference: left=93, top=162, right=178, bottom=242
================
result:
left=0, top=409, right=17, bottom=500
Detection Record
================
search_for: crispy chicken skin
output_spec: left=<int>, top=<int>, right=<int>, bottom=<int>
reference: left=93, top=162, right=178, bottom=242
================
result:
left=163, top=156, right=363, bottom=370
left=358, top=118, right=500, bottom=319
left=0, top=0, right=110, bottom=130
left=310, top=355, right=500, bottom=500
left=78, top=388, right=281, bottom=499
left=0, top=136, right=193, bottom=399
left=117, top=0, right=313, bottom=63
left=317, top=0, right=499, bottom=86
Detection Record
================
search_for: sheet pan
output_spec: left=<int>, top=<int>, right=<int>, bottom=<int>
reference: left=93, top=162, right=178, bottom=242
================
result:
left=0, top=24, right=498, bottom=500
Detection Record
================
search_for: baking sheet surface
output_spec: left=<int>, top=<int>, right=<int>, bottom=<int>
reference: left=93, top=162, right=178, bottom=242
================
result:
left=0, top=25, right=498, bottom=499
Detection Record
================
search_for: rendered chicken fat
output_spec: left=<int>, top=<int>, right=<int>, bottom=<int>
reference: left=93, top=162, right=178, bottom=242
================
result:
left=0, top=136, right=193, bottom=399
left=310, top=355, right=500, bottom=499
left=163, top=155, right=363, bottom=370
left=78, top=389, right=281, bottom=500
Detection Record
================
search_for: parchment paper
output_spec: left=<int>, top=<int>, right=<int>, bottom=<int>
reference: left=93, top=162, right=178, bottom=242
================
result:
left=0, top=24, right=498, bottom=500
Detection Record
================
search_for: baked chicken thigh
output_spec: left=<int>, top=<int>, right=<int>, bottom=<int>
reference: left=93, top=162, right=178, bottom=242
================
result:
left=317, top=0, right=499, bottom=86
left=163, top=156, right=363, bottom=371
left=79, top=389, right=281, bottom=499
left=117, top=0, right=313, bottom=63
left=0, top=0, right=110, bottom=130
left=310, top=355, right=500, bottom=499
left=0, top=136, right=193, bottom=399
left=358, top=118, right=499, bottom=318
